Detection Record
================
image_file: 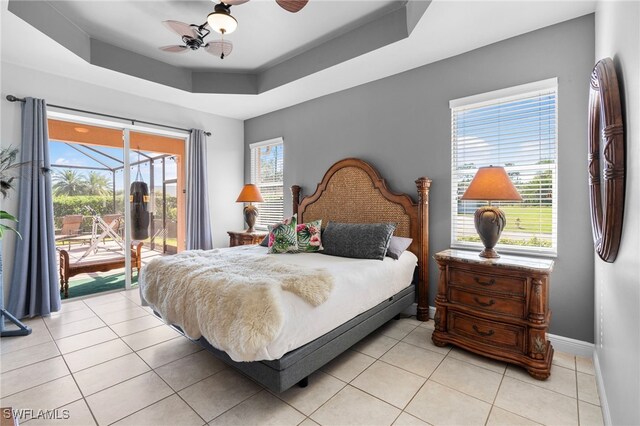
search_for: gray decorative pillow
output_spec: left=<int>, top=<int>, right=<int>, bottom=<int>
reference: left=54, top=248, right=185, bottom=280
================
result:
left=260, top=235, right=269, bottom=247
left=386, top=236, right=413, bottom=260
left=322, top=222, right=396, bottom=260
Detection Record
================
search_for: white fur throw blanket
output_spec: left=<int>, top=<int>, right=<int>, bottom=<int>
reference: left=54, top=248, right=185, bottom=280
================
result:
left=139, top=249, right=334, bottom=360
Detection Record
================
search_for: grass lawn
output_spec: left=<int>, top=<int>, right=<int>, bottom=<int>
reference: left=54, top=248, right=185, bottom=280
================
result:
left=141, top=237, right=177, bottom=247
left=501, top=205, right=553, bottom=234
left=456, top=205, right=553, bottom=248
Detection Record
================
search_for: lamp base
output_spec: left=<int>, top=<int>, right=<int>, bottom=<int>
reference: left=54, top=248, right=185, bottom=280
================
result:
left=479, top=247, right=500, bottom=259
left=474, top=205, right=507, bottom=259
left=243, top=204, right=259, bottom=233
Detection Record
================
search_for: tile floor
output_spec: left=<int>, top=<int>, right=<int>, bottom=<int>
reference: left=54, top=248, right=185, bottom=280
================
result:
left=0, top=289, right=604, bottom=426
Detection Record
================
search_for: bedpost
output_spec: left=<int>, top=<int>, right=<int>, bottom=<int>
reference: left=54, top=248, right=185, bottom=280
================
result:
left=415, top=177, right=432, bottom=321
left=292, top=185, right=301, bottom=217
left=291, top=185, right=302, bottom=218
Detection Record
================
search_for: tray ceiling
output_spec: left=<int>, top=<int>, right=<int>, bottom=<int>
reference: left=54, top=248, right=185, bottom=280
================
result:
left=9, top=0, right=425, bottom=94
left=47, top=0, right=403, bottom=72
left=2, top=1, right=596, bottom=119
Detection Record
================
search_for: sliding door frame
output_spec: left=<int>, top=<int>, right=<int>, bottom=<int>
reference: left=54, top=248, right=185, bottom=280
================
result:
left=48, top=110, right=189, bottom=290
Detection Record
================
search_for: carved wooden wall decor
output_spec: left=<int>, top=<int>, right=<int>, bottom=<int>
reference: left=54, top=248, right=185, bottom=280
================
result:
left=588, top=57, right=625, bottom=263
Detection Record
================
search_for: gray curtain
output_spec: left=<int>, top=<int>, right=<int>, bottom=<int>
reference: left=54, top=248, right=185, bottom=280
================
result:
left=8, top=98, right=60, bottom=318
left=186, top=129, right=213, bottom=250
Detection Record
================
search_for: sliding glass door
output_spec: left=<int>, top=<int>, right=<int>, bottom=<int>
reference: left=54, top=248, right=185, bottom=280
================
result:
left=48, top=115, right=187, bottom=299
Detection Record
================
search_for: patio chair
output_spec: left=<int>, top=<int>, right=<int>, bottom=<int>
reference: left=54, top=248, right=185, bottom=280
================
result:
left=102, top=214, right=123, bottom=237
left=80, top=211, right=125, bottom=261
left=55, top=215, right=84, bottom=249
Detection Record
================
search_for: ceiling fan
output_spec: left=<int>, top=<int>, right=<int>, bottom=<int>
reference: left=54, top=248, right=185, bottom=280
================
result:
left=159, top=0, right=309, bottom=60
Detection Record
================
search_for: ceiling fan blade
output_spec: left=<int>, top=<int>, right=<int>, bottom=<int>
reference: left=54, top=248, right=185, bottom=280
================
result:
left=223, top=0, right=250, bottom=5
left=205, top=40, right=233, bottom=59
left=276, top=0, right=308, bottom=13
left=162, top=20, right=198, bottom=38
left=160, top=45, right=190, bottom=53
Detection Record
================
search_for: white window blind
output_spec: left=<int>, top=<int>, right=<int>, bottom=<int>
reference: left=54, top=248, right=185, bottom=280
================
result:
left=250, top=138, right=284, bottom=229
left=450, top=80, right=558, bottom=256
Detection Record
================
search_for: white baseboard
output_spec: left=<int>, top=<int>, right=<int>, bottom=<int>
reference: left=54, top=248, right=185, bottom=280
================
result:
left=547, top=333, right=594, bottom=358
left=404, top=305, right=595, bottom=358
left=593, top=350, right=612, bottom=426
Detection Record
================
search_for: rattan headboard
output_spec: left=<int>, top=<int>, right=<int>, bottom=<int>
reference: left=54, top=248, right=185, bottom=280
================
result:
left=292, top=158, right=432, bottom=321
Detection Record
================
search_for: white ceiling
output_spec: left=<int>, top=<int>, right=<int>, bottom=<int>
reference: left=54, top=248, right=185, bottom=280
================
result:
left=48, top=0, right=401, bottom=71
left=1, top=0, right=596, bottom=120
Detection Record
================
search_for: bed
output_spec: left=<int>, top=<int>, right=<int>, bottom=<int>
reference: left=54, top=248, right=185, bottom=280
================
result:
left=144, top=157, right=432, bottom=392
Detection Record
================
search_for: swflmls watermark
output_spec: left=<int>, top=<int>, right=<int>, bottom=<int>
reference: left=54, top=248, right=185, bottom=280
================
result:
left=2, top=407, right=70, bottom=421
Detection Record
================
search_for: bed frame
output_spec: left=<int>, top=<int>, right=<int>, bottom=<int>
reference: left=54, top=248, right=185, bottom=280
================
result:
left=292, top=158, right=431, bottom=321
left=167, top=158, right=431, bottom=392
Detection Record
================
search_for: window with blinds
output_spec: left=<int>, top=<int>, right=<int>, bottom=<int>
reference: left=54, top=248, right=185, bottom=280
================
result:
left=450, top=79, right=558, bottom=255
left=250, top=138, right=284, bottom=229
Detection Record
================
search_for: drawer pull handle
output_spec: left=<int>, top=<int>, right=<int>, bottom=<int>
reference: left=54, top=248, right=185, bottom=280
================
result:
left=472, top=325, right=495, bottom=337
left=474, top=277, right=496, bottom=286
left=474, top=297, right=495, bottom=307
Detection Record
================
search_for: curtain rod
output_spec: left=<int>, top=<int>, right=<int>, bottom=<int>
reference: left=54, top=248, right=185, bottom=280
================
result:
left=5, top=95, right=211, bottom=137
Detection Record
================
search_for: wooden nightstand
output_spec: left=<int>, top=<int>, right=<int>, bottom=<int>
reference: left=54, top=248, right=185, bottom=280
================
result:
left=432, top=249, right=554, bottom=379
left=228, top=230, right=268, bottom=247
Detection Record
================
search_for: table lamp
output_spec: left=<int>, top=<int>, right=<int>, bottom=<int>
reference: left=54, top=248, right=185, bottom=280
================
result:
left=461, top=166, right=522, bottom=258
left=236, top=184, right=265, bottom=232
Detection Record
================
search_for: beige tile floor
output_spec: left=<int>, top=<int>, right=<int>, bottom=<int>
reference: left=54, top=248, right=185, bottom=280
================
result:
left=0, top=290, right=604, bottom=426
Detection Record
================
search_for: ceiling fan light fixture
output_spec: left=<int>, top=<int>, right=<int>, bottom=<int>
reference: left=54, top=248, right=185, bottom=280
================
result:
left=207, top=5, right=238, bottom=35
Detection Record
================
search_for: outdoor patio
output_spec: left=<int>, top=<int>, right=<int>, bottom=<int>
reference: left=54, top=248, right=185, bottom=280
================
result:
left=49, top=140, right=181, bottom=299
left=56, top=239, right=165, bottom=299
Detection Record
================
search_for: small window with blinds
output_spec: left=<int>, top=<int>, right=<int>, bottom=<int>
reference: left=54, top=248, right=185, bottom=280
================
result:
left=250, top=138, right=284, bottom=229
left=450, top=78, right=558, bottom=256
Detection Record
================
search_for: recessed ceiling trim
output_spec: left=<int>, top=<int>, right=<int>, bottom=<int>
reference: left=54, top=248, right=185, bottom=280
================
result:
left=257, top=5, right=413, bottom=93
left=90, top=38, right=193, bottom=92
left=406, top=0, right=431, bottom=33
left=8, top=0, right=431, bottom=96
left=192, top=71, right=257, bottom=95
left=8, top=0, right=90, bottom=62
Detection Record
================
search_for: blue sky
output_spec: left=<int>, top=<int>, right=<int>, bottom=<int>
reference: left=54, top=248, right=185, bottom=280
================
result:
left=50, top=140, right=177, bottom=191
left=453, top=94, right=557, bottom=170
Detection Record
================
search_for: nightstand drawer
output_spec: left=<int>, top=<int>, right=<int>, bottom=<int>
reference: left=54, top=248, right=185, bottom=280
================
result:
left=228, top=231, right=267, bottom=247
left=449, top=287, right=526, bottom=319
left=434, top=250, right=554, bottom=379
left=449, top=268, right=526, bottom=296
left=448, top=311, right=525, bottom=353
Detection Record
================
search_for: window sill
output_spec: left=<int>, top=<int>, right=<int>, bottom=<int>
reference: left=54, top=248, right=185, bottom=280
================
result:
left=450, top=242, right=557, bottom=259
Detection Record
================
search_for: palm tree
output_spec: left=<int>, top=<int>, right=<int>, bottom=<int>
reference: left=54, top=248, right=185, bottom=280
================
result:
left=52, top=169, right=88, bottom=196
left=85, top=171, right=112, bottom=196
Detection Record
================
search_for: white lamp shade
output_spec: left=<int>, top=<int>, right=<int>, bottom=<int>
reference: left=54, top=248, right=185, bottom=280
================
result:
left=207, top=11, right=238, bottom=34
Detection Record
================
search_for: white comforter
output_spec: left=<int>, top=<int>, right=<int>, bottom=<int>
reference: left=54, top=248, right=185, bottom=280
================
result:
left=141, top=245, right=417, bottom=362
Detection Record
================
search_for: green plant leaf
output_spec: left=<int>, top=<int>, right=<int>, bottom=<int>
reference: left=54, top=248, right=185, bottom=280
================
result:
left=0, top=210, right=18, bottom=221
left=0, top=223, right=21, bottom=239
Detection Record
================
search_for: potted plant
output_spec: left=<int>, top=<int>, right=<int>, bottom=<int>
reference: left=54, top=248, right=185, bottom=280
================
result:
left=0, top=146, right=31, bottom=336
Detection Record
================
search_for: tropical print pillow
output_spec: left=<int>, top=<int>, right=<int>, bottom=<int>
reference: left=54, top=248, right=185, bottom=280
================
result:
left=297, top=219, right=323, bottom=252
left=268, top=215, right=299, bottom=254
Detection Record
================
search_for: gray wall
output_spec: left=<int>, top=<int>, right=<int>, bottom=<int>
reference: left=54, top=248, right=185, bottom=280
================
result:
left=594, top=2, right=640, bottom=425
left=245, top=15, right=596, bottom=342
